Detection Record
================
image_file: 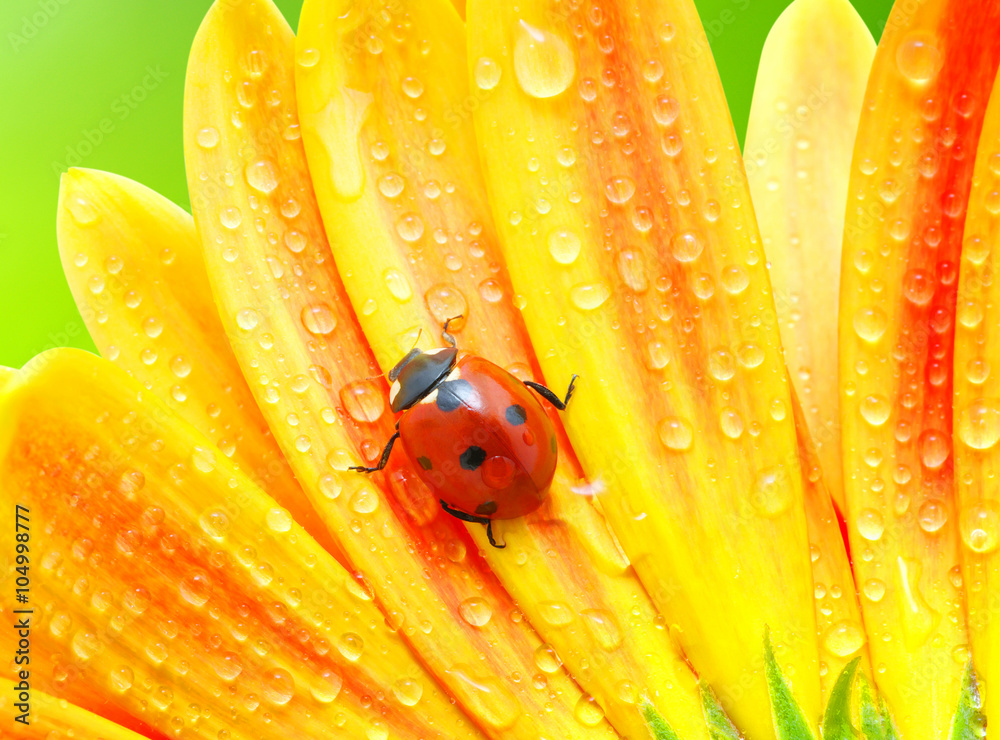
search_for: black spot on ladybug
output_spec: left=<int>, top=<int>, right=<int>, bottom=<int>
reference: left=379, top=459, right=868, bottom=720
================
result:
left=476, top=500, right=498, bottom=516
left=417, top=456, right=433, bottom=470
left=459, top=445, right=487, bottom=471
left=436, top=379, right=475, bottom=412
left=505, top=404, right=527, bottom=426
left=550, top=435, right=557, bottom=453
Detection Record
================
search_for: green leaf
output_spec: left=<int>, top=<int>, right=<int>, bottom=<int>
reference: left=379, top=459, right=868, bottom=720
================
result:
left=699, top=682, right=744, bottom=740
left=858, top=676, right=899, bottom=740
left=764, top=628, right=818, bottom=740
left=949, top=661, right=985, bottom=740
left=822, top=657, right=861, bottom=740
left=640, top=698, right=682, bottom=740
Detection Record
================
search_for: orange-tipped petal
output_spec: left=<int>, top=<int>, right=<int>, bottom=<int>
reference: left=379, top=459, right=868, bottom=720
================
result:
left=954, top=66, right=1000, bottom=729
left=745, top=0, right=875, bottom=509
left=0, top=349, right=482, bottom=740
left=296, top=0, right=707, bottom=737
left=55, top=168, right=343, bottom=564
left=838, top=0, right=1000, bottom=735
left=792, top=389, right=873, bottom=700
left=0, top=680, right=158, bottom=740
left=469, top=0, right=819, bottom=737
left=183, top=1, right=614, bottom=737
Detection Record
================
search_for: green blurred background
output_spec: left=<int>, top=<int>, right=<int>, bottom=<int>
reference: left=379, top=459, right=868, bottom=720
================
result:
left=0, top=0, right=892, bottom=368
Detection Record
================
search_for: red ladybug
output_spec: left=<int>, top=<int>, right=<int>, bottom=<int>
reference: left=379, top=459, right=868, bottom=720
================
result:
left=351, top=317, right=577, bottom=548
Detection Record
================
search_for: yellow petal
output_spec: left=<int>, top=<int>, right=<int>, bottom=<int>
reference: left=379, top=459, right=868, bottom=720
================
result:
left=0, top=680, right=149, bottom=740
left=183, top=1, right=614, bottom=736
left=839, top=1, right=1000, bottom=735
left=469, top=1, right=819, bottom=737
left=0, top=365, right=14, bottom=392
left=954, top=66, right=1000, bottom=730
left=0, top=349, right=482, bottom=740
left=55, top=168, right=343, bottom=564
left=745, top=0, right=875, bottom=510
left=792, top=390, right=873, bottom=700
left=296, top=0, right=707, bottom=737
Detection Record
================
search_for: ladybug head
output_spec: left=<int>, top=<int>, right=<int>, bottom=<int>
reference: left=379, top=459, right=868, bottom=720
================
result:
left=388, top=346, right=458, bottom=413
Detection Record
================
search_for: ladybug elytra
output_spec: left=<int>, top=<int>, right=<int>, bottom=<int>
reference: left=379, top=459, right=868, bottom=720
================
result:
left=350, top=317, right=577, bottom=548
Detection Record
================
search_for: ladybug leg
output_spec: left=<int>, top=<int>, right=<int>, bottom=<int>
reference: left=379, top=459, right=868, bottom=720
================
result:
left=524, top=374, right=579, bottom=411
left=439, top=499, right=506, bottom=549
left=348, top=430, right=399, bottom=473
left=441, top=315, right=464, bottom=348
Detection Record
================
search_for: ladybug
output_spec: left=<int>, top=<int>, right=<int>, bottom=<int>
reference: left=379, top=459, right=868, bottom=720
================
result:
left=350, top=317, right=577, bottom=548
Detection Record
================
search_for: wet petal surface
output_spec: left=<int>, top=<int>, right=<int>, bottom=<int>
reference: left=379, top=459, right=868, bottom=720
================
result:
left=469, top=0, right=820, bottom=736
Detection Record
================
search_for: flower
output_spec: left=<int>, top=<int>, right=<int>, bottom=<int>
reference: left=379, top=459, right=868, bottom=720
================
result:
left=2, top=0, right=998, bottom=738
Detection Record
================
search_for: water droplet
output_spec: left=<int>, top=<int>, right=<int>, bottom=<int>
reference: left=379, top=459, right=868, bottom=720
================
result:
left=853, top=307, right=888, bottom=342
left=653, top=95, right=680, bottom=126
left=671, top=231, right=703, bottom=262
left=169, top=355, right=191, bottom=379
left=220, top=206, right=242, bottom=230
left=246, top=160, right=278, bottom=193
left=918, top=499, right=947, bottom=533
left=570, top=282, right=610, bottom=311
left=896, top=32, right=942, bottom=84
left=864, top=578, right=886, bottom=602
left=310, top=669, right=343, bottom=703
left=401, top=76, right=424, bottom=98
left=658, top=417, right=693, bottom=451
left=179, top=571, right=212, bottom=607
left=392, top=678, right=423, bottom=707
left=604, top=175, right=636, bottom=204
left=110, top=665, right=134, bottom=692
left=616, top=251, right=648, bottom=292
left=903, top=268, right=934, bottom=305
left=919, top=429, right=950, bottom=469
left=459, top=597, right=493, bottom=627
left=337, top=633, right=364, bottom=661
left=534, top=644, right=563, bottom=673
left=708, top=348, right=735, bottom=381
left=301, top=303, right=337, bottom=336
left=575, top=695, right=605, bottom=727
left=385, top=270, right=413, bottom=301
left=396, top=213, right=425, bottom=242
left=958, top=399, right=1000, bottom=450
left=856, top=508, right=884, bottom=540
left=721, top=265, right=749, bottom=294
left=262, top=668, right=295, bottom=706
left=720, top=407, right=744, bottom=439
left=961, top=501, right=1000, bottom=553
left=266, top=507, right=292, bottom=532
left=425, top=284, right=468, bottom=325
left=822, top=621, right=865, bottom=657
left=548, top=229, right=582, bottom=264
left=513, top=20, right=575, bottom=98
left=479, top=279, right=504, bottom=303
left=475, top=57, right=502, bottom=90
left=340, top=381, right=385, bottom=423
left=377, top=173, right=405, bottom=198
left=196, top=127, right=220, bottom=148
left=860, top=395, right=891, bottom=426
left=297, top=46, right=320, bottom=67
left=191, top=446, right=217, bottom=473
left=210, top=652, right=243, bottom=682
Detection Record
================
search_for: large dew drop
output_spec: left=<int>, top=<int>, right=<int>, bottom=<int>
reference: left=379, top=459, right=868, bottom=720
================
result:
left=957, top=399, right=1000, bottom=450
left=513, top=21, right=575, bottom=99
